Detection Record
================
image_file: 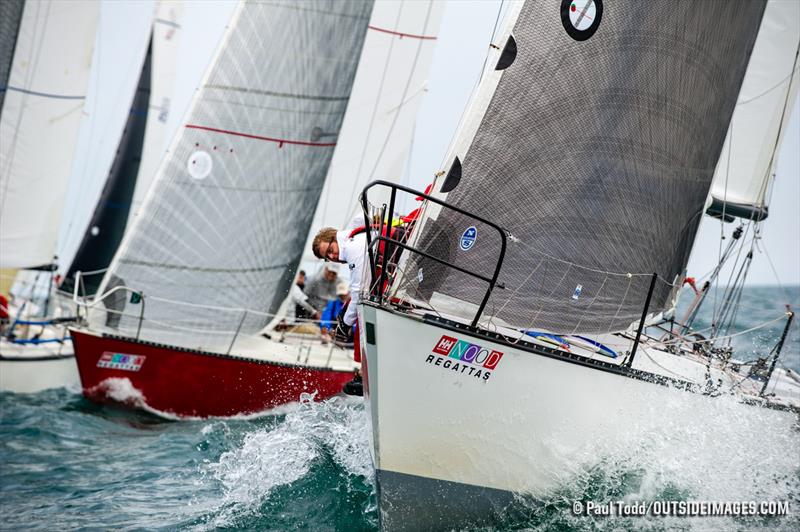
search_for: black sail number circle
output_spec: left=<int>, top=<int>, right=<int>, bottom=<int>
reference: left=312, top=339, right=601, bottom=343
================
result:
left=561, top=0, right=603, bottom=41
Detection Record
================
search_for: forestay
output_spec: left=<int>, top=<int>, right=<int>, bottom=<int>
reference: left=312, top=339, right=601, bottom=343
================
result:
left=707, top=0, right=800, bottom=221
left=393, top=0, right=766, bottom=335
left=95, top=0, right=373, bottom=347
left=0, top=0, right=100, bottom=269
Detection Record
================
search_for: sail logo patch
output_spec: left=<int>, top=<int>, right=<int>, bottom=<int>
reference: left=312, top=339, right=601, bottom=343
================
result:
left=187, top=150, right=212, bottom=180
left=425, top=335, right=503, bottom=381
left=460, top=226, right=477, bottom=251
left=97, top=352, right=146, bottom=372
left=573, top=284, right=583, bottom=300
left=561, top=0, right=603, bottom=41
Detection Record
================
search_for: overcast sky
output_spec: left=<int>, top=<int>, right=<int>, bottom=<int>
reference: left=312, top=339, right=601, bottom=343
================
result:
left=59, top=0, right=799, bottom=288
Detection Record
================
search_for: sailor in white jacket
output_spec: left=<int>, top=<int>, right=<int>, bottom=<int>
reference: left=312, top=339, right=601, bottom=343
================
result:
left=335, top=229, right=367, bottom=329
left=311, top=226, right=369, bottom=359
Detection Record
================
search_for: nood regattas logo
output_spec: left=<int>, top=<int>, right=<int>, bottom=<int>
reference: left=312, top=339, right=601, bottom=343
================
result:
left=424, top=335, right=504, bottom=381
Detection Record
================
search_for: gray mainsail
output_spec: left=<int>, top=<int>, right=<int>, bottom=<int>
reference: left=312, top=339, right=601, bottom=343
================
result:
left=397, top=0, right=766, bottom=334
left=95, top=0, right=374, bottom=346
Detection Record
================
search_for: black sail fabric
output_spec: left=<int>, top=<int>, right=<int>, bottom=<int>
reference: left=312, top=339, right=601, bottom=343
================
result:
left=0, top=0, right=25, bottom=115
left=403, top=0, right=766, bottom=334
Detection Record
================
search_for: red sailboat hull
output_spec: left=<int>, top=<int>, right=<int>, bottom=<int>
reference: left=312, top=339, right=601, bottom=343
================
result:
left=70, top=329, right=354, bottom=418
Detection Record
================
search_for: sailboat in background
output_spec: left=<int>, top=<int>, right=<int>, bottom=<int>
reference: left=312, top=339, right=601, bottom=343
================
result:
left=69, top=0, right=378, bottom=418
left=1, top=1, right=184, bottom=393
left=687, top=0, right=799, bottom=341
left=307, top=0, right=444, bottom=255
left=356, top=0, right=799, bottom=528
left=132, top=1, right=184, bottom=222
left=0, top=0, right=100, bottom=393
left=0, top=0, right=98, bottom=270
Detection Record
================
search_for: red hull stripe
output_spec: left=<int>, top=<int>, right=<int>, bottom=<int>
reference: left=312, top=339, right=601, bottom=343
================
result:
left=368, top=25, right=437, bottom=40
left=185, top=124, right=336, bottom=148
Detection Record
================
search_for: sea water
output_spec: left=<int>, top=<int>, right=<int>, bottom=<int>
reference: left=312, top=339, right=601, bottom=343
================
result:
left=1, top=286, right=798, bottom=530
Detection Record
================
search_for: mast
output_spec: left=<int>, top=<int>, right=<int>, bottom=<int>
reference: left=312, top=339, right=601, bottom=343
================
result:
left=684, top=0, right=799, bottom=336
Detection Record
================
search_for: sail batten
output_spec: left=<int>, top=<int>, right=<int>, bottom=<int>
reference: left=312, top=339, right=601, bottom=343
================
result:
left=397, top=0, right=766, bottom=335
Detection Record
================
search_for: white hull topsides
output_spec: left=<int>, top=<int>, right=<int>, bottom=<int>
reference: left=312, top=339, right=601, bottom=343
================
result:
left=0, top=338, right=78, bottom=394
left=359, top=303, right=799, bottom=529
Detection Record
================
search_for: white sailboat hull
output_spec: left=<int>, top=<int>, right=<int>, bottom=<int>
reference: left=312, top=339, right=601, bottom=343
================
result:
left=0, top=339, right=78, bottom=394
left=359, top=304, right=797, bottom=530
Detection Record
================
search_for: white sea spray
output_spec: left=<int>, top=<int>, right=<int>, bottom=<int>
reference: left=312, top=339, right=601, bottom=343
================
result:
left=201, top=394, right=372, bottom=527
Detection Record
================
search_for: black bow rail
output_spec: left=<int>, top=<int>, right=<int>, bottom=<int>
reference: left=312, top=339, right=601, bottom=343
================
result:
left=359, top=180, right=507, bottom=329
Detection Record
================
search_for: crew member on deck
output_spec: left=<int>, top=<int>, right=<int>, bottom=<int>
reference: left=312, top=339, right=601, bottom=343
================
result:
left=311, top=226, right=367, bottom=362
left=304, top=265, right=338, bottom=313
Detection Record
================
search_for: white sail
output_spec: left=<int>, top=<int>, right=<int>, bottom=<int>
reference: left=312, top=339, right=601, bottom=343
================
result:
left=308, top=0, right=444, bottom=243
left=94, top=0, right=374, bottom=347
left=131, top=0, right=184, bottom=220
left=707, top=0, right=800, bottom=219
left=0, top=0, right=100, bottom=269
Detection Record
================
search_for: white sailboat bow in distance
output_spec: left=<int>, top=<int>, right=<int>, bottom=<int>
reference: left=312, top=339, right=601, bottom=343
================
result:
left=356, top=0, right=800, bottom=529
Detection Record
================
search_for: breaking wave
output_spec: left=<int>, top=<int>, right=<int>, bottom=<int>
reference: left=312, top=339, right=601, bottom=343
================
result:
left=197, top=394, right=373, bottom=528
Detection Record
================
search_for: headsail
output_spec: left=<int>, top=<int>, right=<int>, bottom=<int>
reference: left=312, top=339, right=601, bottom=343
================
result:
left=132, top=0, right=184, bottom=219
left=94, top=0, right=374, bottom=347
left=308, top=0, right=443, bottom=243
left=394, top=0, right=766, bottom=335
left=0, top=0, right=100, bottom=269
left=706, top=0, right=800, bottom=222
left=62, top=38, right=153, bottom=296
